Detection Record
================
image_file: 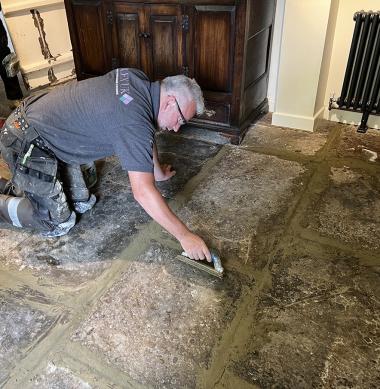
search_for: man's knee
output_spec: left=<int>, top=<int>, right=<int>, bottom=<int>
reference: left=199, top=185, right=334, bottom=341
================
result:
left=0, top=194, right=49, bottom=230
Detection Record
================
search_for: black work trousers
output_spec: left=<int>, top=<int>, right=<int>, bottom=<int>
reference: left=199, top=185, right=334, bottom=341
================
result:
left=0, top=107, right=89, bottom=231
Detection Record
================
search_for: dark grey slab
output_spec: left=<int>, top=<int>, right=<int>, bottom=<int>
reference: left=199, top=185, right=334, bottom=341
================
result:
left=334, top=125, right=380, bottom=163
left=302, top=166, right=380, bottom=251
left=0, top=135, right=221, bottom=283
left=30, top=362, right=93, bottom=389
left=0, top=163, right=150, bottom=283
left=0, top=297, right=55, bottom=385
left=72, top=242, right=253, bottom=388
left=178, top=147, right=305, bottom=266
left=242, top=124, right=329, bottom=156
left=155, top=132, right=222, bottom=198
left=167, top=126, right=231, bottom=145
left=232, top=239, right=380, bottom=389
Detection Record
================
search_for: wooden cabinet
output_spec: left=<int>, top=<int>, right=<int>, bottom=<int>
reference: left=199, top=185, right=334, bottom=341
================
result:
left=64, top=0, right=275, bottom=143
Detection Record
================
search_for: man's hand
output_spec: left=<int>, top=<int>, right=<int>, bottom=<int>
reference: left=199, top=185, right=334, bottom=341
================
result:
left=128, top=171, right=211, bottom=262
left=153, top=143, right=176, bottom=181
left=154, top=163, right=176, bottom=181
left=179, top=231, right=212, bottom=262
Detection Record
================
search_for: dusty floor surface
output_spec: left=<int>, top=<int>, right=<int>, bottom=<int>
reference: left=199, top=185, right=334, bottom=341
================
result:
left=0, top=107, right=379, bottom=388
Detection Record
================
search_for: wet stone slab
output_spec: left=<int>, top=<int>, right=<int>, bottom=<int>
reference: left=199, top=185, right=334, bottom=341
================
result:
left=232, top=239, right=380, bottom=388
left=241, top=124, right=329, bottom=156
left=303, top=167, right=380, bottom=251
left=178, top=147, right=305, bottom=265
left=335, top=125, right=380, bottom=163
left=155, top=132, right=222, bottom=198
left=168, top=126, right=231, bottom=145
left=0, top=134, right=221, bottom=283
left=30, top=362, right=93, bottom=389
left=72, top=242, right=253, bottom=388
left=0, top=297, right=55, bottom=385
left=0, top=159, right=150, bottom=283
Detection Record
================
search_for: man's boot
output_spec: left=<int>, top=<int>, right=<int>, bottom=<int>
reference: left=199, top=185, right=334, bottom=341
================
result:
left=60, top=163, right=96, bottom=214
left=0, top=177, right=8, bottom=193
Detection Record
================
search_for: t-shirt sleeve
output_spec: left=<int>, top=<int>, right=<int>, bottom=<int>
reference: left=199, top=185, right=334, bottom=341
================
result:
left=113, top=124, right=154, bottom=172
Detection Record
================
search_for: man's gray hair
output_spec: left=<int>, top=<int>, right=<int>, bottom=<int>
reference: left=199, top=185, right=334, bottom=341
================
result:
left=161, top=75, right=205, bottom=115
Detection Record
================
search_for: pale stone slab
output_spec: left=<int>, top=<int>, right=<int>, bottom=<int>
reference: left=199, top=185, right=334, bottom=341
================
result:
left=242, top=124, right=328, bottom=155
left=232, top=240, right=380, bottom=388
left=178, top=147, right=305, bottom=263
left=0, top=299, right=54, bottom=385
left=303, top=167, right=380, bottom=251
left=73, top=243, right=252, bottom=388
left=30, top=362, right=93, bottom=389
left=335, top=125, right=380, bottom=163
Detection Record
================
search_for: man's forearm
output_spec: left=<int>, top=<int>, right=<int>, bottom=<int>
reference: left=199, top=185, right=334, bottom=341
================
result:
left=128, top=171, right=210, bottom=260
left=134, top=180, right=190, bottom=241
left=152, top=143, right=160, bottom=171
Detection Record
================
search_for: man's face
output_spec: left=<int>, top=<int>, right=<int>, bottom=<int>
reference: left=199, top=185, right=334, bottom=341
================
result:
left=157, top=96, right=196, bottom=132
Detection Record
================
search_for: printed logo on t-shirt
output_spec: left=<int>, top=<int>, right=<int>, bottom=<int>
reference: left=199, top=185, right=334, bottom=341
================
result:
left=119, top=93, right=133, bottom=105
left=116, top=69, right=134, bottom=105
left=116, top=68, right=131, bottom=95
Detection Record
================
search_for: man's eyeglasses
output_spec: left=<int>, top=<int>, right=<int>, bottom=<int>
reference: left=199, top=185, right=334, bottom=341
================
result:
left=174, top=97, right=188, bottom=125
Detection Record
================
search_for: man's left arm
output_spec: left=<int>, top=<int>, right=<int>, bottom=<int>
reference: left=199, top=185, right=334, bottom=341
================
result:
left=152, top=143, right=176, bottom=182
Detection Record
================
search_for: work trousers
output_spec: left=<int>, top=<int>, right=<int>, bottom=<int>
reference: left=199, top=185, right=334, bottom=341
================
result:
left=0, top=106, right=89, bottom=232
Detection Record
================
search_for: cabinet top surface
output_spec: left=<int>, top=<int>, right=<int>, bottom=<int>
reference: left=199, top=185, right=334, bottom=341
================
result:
left=71, top=0, right=240, bottom=4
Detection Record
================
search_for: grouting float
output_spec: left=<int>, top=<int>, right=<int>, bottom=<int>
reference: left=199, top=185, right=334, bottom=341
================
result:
left=176, top=249, right=224, bottom=279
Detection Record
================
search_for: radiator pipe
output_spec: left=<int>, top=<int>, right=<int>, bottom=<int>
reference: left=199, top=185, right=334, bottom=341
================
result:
left=358, top=45, right=380, bottom=132
left=339, top=12, right=363, bottom=108
left=346, top=13, right=371, bottom=109
left=355, top=13, right=380, bottom=110
left=360, top=14, right=380, bottom=112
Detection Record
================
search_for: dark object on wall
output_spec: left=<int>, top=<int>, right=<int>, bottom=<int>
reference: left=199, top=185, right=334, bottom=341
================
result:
left=329, top=11, right=380, bottom=133
left=64, top=0, right=275, bottom=143
left=0, top=10, right=23, bottom=102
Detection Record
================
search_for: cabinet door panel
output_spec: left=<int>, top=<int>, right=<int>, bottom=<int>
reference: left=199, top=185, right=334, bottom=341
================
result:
left=147, top=5, right=183, bottom=79
left=113, top=3, right=144, bottom=69
left=193, top=6, right=236, bottom=93
left=67, top=0, right=109, bottom=77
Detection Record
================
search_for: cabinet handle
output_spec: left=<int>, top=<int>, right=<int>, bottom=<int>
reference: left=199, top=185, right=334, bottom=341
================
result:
left=138, top=32, right=151, bottom=38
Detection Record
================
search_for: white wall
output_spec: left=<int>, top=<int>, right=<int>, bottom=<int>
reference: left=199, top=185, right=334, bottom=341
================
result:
left=324, top=0, right=380, bottom=129
left=314, top=0, right=339, bottom=118
left=272, top=0, right=332, bottom=131
left=267, top=0, right=285, bottom=113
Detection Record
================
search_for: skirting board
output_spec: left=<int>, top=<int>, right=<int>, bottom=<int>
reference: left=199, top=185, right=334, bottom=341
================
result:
left=271, top=108, right=325, bottom=132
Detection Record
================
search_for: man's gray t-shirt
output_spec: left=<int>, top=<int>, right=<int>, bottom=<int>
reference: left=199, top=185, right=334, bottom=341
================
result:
left=24, top=68, right=160, bottom=172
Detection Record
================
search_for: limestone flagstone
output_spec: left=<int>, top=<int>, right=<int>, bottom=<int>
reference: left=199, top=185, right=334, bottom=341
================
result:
left=230, top=238, right=380, bottom=388
left=302, top=166, right=380, bottom=251
left=0, top=298, right=55, bottom=385
left=242, top=123, right=329, bottom=156
left=177, top=146, right=306, bottom=266
left=72, top=242, right=253, bottom=388
left=0, top=136, right=221, bottom=284
left=30, top=362, right=93, bottom=389
left=334, top=125, right=380, bottom=163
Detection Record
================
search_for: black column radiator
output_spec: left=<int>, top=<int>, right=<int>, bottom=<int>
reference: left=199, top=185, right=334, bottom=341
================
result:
left=329, top=11, right=380, bottom=133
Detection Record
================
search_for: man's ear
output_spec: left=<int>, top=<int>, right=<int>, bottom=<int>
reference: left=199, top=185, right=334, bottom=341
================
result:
left=162, top=95, right=173, bottom=112
left=166, top=95, right=176, bottom=109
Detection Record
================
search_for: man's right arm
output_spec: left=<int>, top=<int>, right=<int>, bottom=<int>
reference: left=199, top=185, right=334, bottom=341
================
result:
left=128, top=170, right=211, bottom=261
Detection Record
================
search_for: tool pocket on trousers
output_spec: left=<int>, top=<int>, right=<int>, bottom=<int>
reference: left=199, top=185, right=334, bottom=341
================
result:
left=13, top=150, right=58, bottom=197
left=0, top=130, right=19, bottom=148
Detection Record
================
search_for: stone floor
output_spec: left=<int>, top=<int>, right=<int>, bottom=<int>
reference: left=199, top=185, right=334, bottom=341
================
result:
left=0, top=107, right=379, bottom=388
